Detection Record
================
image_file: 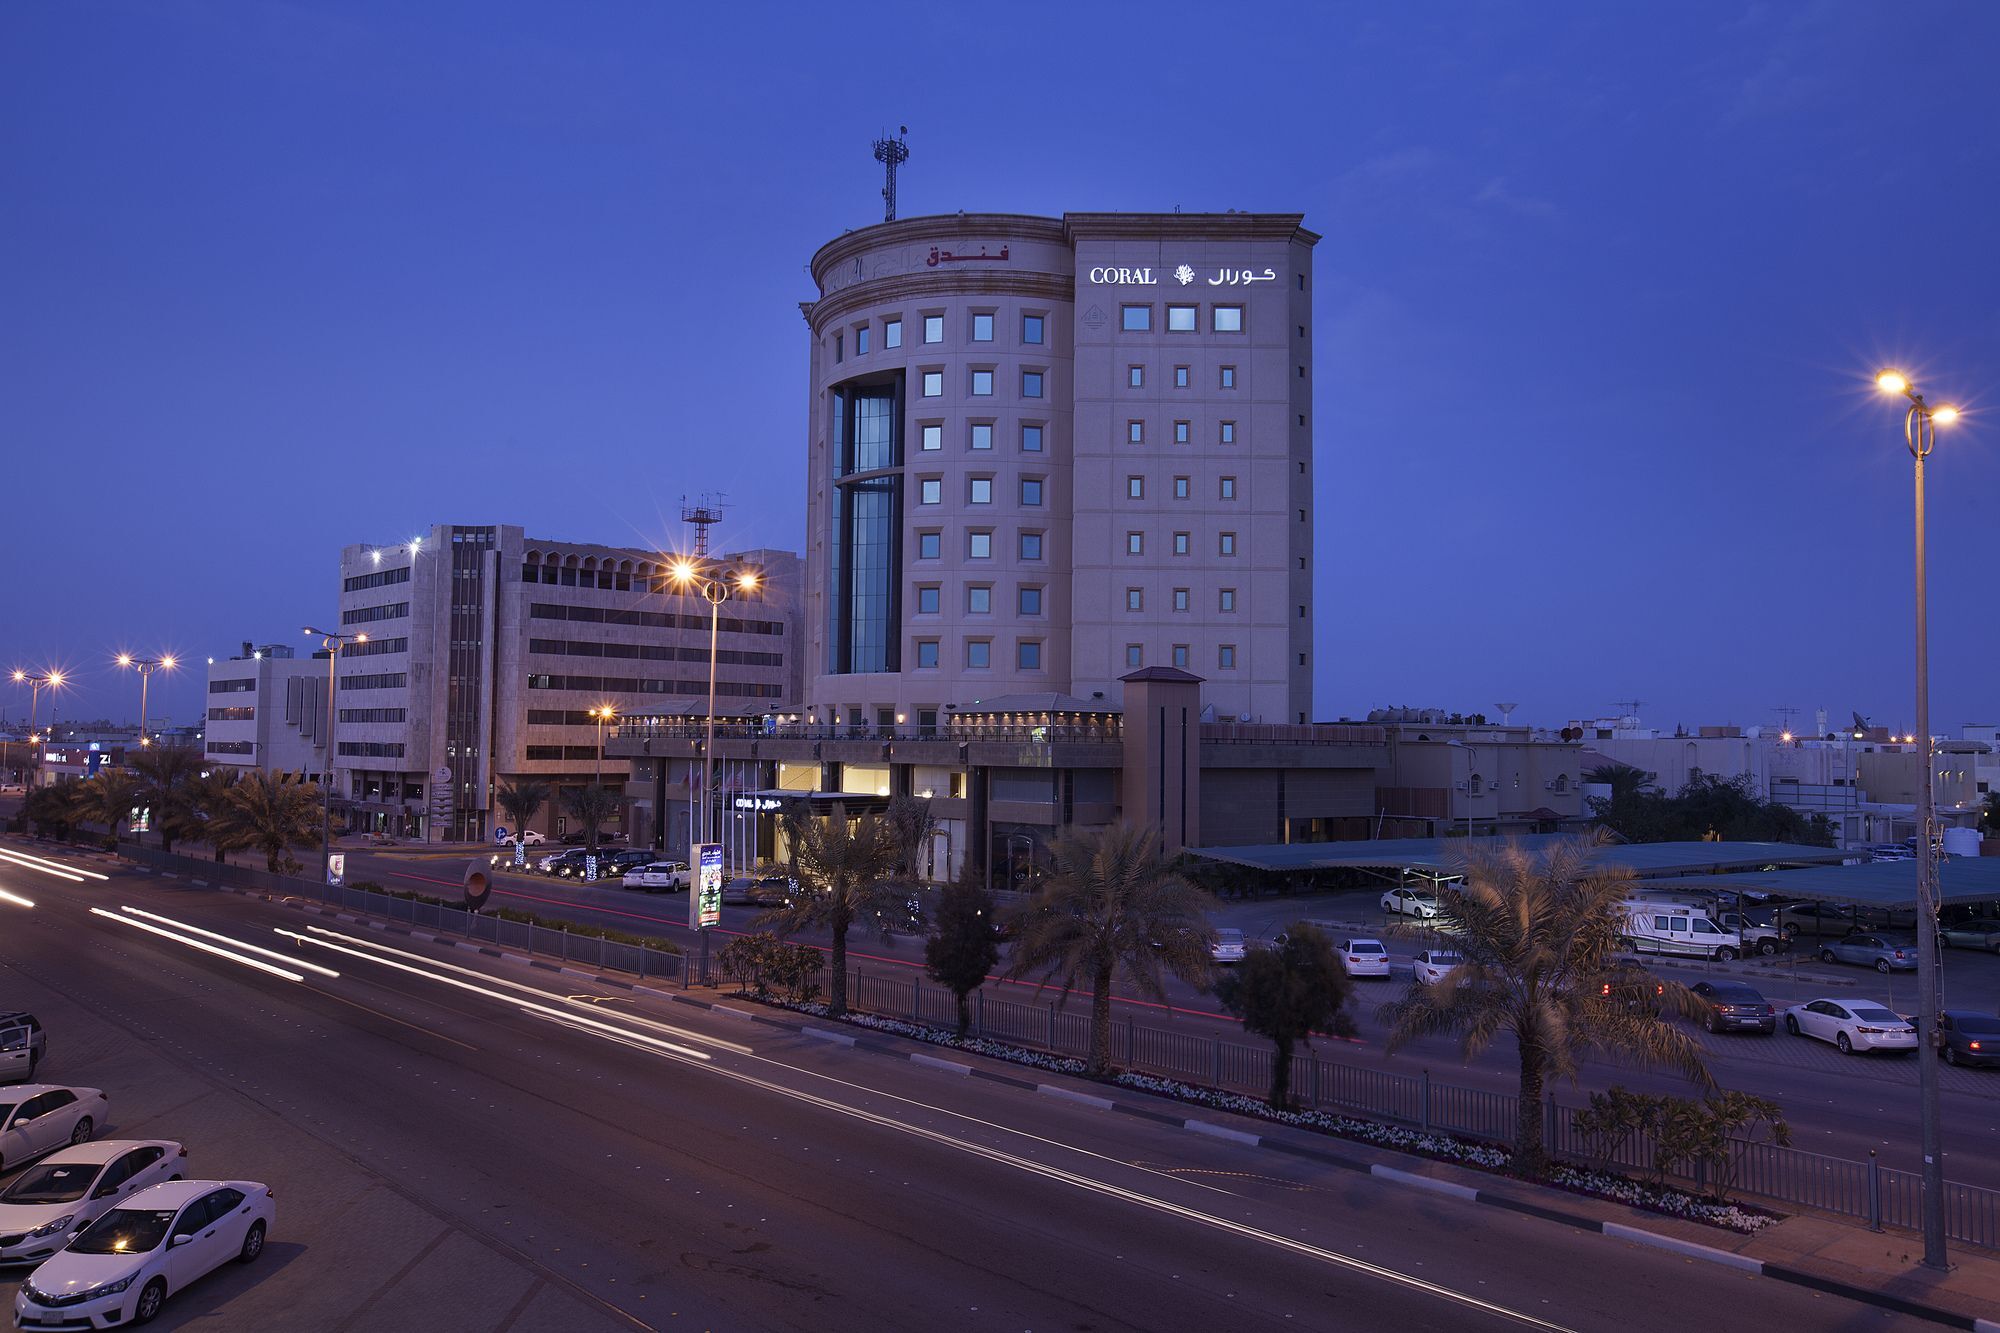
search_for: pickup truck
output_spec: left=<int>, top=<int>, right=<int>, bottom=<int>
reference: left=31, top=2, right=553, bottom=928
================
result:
left=1717, top=910, right=1790, bottom=956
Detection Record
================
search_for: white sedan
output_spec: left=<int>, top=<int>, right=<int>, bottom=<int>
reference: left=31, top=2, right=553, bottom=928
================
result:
left=1412, top=949, right=1463, bottom=986
left=1380, top=888, right=1441, bottom=919
left=1339, top=938, right=1392, bottom=978
left=15, top=1179, right=274, bottom=1328
left=0, top=1139, right=186, bottom=1267
left=1783, top=998, right=1918, bottom=1055
left=0, top=1085, right=106, bottom=1174
left=623, top=861, right=689, bottom=892
left=1209, top=928, right=1246, bottom=964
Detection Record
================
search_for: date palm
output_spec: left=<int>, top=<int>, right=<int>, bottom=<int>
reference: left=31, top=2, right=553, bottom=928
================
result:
left=756, top=802, right=901, bottom=1016
left=1007, top=823, right=1217, bottom=1075
left=496, top=779, right=552, bottom=861
left=559, top=784, right=618, bottom=854
left=213, top=770, right=322, bottom=873
left=70, top=769, right=143, bottom=843
left=129, top=742, right=204, bottom=853
left=1378, top=835, right=1713, bottom=1178
left=882, top=793, right=937, bottom=887
left=184, top=768, right=241, bottom=862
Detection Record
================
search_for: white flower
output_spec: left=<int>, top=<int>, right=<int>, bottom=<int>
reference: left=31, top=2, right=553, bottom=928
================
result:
left=1174, top=264, right=1195, bottom=286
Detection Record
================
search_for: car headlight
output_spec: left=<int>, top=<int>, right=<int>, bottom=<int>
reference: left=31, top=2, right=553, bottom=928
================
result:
left=25, top=1213, right=75, bottom=1238
left=80, top=1274, right=137, bottom=1299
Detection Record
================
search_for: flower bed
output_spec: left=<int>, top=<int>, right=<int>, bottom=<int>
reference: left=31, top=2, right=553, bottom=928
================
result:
left=758, top=993, right=1782, bottom=1234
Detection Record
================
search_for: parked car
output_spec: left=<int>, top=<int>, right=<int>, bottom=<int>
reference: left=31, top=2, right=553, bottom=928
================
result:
left=1784, top=998, right=1917, bottom=1054
left=517, top=829, right=546, bottom=846
left=723, top=873, right=795, bottom=907
left=535, top=849, right=587, bottom=875
left=1938, top=1010, right=2000, bottom=1068
left=1938, top=919, right=2000, bottom=952
left=1412, top=949, right=1463, bottom=986
left=0, top=1085, right=105, bottom=1174
left=1716, top=909, right=1789, bottom=956
left=1337, top=938, right=1391, bottom=978
left=14, top=1179, right=274, bottom=1328
left=623, top=861, right=690, bottom=893
left=0, top=1012, right=47, bottom=1084
left=1818, top=933, right=1917, bottom=973
left=1770, top=901, right=1860, bottom=939
left=602, top=850, right=657, bottom=877
left=1379, top=888, right=1440, bottom=919
left=1689, top=980, right=1776, bottom=1035
left=1209, top=928, right=1246, bottom=964
left=1599, top=960, right=1664, bottom=1016
left=0, top=1139, right=186, bottom=1266
left=559, top=830, right=626, bottom=846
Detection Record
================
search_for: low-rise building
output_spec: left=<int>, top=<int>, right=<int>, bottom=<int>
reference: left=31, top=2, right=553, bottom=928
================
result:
left=202, top=642, right=327, bottom=779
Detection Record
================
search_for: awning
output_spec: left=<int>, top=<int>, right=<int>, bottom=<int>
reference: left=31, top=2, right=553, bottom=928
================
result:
left=1190, top=835, right=1852, bottom=877
left=1638, top=856, right=2000, bottom=910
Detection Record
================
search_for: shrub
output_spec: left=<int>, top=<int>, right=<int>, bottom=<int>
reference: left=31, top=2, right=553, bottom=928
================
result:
left=720, top=932, right=823, bottom=1004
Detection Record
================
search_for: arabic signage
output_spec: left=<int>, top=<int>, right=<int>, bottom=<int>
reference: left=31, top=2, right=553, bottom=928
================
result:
left=926, top=244, right=1010, bottom=267
left=732, top=795, right=782, bottom=812
left=693, top=842, right=723, bottom=929
left=1084, top=264, right=1279, bottom=287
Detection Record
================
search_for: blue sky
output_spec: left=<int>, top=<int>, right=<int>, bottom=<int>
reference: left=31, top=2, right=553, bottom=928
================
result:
left=4, top=1, right=1997, bottom=736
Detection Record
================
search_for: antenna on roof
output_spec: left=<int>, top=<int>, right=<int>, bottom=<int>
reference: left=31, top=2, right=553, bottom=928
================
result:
left=681, top=494, right=727, bottom=558
left=1613, top=699, right=1646, bottom=722
left=872, top=126, right=910, bottom=222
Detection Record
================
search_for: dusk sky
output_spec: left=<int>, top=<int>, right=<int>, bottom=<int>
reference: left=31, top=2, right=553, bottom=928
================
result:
left=5, top=2, right=1996, bottom=736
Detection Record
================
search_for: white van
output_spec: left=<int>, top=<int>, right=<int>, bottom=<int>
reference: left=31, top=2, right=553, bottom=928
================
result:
left=1620, top=900, right=1741, bottom=961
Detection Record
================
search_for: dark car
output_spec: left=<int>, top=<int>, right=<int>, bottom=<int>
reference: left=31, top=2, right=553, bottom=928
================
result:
left=1938, top=1011, right=2000, bottom=1068
left=539, top=848, right=594, bottom=877
left=601, top=850, right=656, bottom=877
left=559, top=829, right=627, bottom=847
left=722, top=873, right=796, bottom=907
left=1771, top=901, right=1861, bottom=940
left=1690, top=980, right=1776, bottom=1035
left=1599, top=961, right=1664, bottom=1016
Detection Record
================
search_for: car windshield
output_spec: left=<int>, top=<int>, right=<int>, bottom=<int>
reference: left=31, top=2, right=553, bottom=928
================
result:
left=0, top=1160, right=101, bottom=1204
left=1851, top=1007, right=1903, bottom=1024
left=70, top=1208, right=178, bottom=1255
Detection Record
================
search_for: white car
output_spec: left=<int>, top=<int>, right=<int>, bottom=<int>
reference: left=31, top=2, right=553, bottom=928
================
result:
left=1412, top=949, right=1463, bottom=986
left=1380, top=888, right=1440, bottom=919
left=0, top=1139, right=186, bottom=1267
left=1783, top=998, right=1918, bottom=1055
left=1210, top=928, right=1246, bottom=964
left=0, top=1085, right=106, bottom=1174
left=1339, top=938, right=1391, bottom=978
left=14, top=1179, right=274, bottom=1328
left=622, top=861, right=690, bottom=893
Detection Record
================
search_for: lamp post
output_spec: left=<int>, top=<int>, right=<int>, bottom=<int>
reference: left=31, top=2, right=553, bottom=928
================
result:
left=1876, top=368, right=1959, bottom=1271
left=668, top=558, right=762, bottom=983
left=11, top=669, right=65, bottom=789
left=590, top=705, right=616, bottom=787
left=304, top=626, right=368, bottom=884
left=116, top=654, right=177, bottom=748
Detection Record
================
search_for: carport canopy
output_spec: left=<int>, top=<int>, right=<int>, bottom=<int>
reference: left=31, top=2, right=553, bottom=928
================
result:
left=1637, top=856, right=2000, bottom=910
left=1191, top=835, right=1851, bottom=879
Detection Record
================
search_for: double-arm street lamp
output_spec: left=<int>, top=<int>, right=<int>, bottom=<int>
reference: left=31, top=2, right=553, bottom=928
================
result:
left=1876, top=368, right=1960, bottom=1271
left=116, top=654, right=177, bottom=747
left=11, top=669, right=65, bottom=788
left=304, top=626, right=368, bottom=883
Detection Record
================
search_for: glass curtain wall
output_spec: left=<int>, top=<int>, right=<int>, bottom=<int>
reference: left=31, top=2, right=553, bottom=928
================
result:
left=829, top=378, right=903, bottom=675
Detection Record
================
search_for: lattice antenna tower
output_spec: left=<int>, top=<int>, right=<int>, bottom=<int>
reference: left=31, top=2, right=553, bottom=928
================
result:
left=681, top=495, right=727, bottom=559
left=1613, top=698, right=1647, bottom=721
left=872, top=126, right=910, bottom=222
left=1772, top=705, right=1800, bottom=732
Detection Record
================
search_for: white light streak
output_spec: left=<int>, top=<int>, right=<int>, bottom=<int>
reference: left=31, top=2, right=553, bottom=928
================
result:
left=90, top=908, right=306, bottom=983
left=118, top=906, right=340, bottom=979
left=0, top=887, right=35, bottom=908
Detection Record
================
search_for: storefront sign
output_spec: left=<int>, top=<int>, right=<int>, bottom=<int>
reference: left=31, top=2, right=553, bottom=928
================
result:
left=1085, top=264, right=1279, bottom=287
left=732, top=795, right=782, bottom=812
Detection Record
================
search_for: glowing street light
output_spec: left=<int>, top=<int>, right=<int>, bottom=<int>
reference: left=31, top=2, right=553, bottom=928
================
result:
left=11, top=668, right=65, bottom=788
left=305, top=625, right=370, bottom=883
left=590, top=705, right=617, bottom=786
left=117, top=654, right=178, bottom=747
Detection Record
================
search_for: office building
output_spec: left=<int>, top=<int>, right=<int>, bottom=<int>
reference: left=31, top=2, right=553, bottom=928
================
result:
left=202, top=641, right=327, bottom=778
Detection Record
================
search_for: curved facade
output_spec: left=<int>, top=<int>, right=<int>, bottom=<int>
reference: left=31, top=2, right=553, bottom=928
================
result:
left=803, top=211, right=1317, bottom=730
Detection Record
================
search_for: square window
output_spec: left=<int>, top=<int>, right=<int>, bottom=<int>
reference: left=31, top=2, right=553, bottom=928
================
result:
left=1019, top=586, right=1043, bottom=615
left=1220, top=476, right=1236, bottom=499
left=1023, top=313, right=1045, bottom=344
left=856, top=326, right=870, bottom=355
left=1220, top=588, right=1236, bottom=612
left=834, top=331, right=843, bottom=362
left=972, top=312, right=994, bottom=342
left=917, top=585, right=941, bottom=614
left=1173, top=587, right=1190, bottom=611
left=921, top=371, right=942, bottom=397
left=1172, top=645, right=1189, bottom=669
left=1126, top=644, right=1144, bottom=668
left=1121, top=305, right=1152, bottom=331
left=1219, top=644, right=1236, bottom=669
left=1219, top=532, right=1237, bottom=556
left=924, top=314, right=944, bottom=343
left=1019, top=530, right=1044, bottom=560
left=1018, top=640, right=1042, bottom=670
left=1220, top=365, right=1236, bottom=388
left=1128, top=365, right=1144, bottom=388
left=919, top=478, right=942, bottom=505
left=1213, top=305, right=1243, bottom=332
left=1220, top=420, right=1236, bottom=444
left=971, top=369, right=994, bottom=396
left=1174, top=365, right=1189, bottom=388
left=1022, top=423, right=1044, bottom=452
left=918, top=531, right=942, bottom=560
left=969, top=531, right=993, bottom=559
left=1126, top=475, right=1144, bottom=499
left=1173, top=532, right=1190, bottom=555
left=970, top=477, right=993, bottom=504
left=1126, top=587, right=1143, bottom=611
left=967, top=640, right=991, bottom=669
left=1020, top=477, right=1043, bottom=506
left=1127, top=420, right=1145, bottom=444
left=1174, top=421, right=1190, bottom=444
left=917, top=640, right=940, bottom=668
left=885, top=318, right=902, bottom=348
left=921, top=423, right=943, bottom=451
left=1173, top=476, right=1190, bottom=499
left=1167, top=304, right=1196, bottom=332
left=971, top=423, right=993, bottom=450
left=1022, top=370, right=1044, bottom=398
left=968, top=585, right=992, bottom=613
left=1126, top=531, right=1144, bottom=555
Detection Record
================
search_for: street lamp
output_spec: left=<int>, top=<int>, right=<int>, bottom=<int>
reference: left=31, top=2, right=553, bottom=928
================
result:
left=668, top=558, right=762, bottom=982
left=590, top=705, right=616, bottom=787
left=1877, top=367, right=1960, bottom=1270
left=11, top=669, right=65, bottom=789
left=304, top=626, right=368, bottom=884
left=116, top=654, right=178, bottom=747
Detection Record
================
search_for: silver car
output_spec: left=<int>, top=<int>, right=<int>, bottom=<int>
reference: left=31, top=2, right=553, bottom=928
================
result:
left=1817, top=933, right=1917, bottom=973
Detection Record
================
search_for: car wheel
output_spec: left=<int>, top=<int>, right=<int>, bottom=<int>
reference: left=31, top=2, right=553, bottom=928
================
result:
left=1837, top=1032, right=1854, bottom=1054
left=1707, top=1014, right=1722, bottom=1034
left=1945, top=1046, right=1959, bottom=1066
left=1940, top=935, right=1954, bottom=949
left=1819, top=949, right=1837, bottom=964
left=69, top=1116, right=93, bottom=1145
left=134, top=1277, right=167, bottom=1325
left=1875, top=959, right=1892, bottom=974
left=1758, top=939, right=1779, bottom=956
left=1785, top=1014, right=1801, bottom=1036
left=238, top=1219, right=266, bottom=1264
left=1715, top=946, right=1737, bottom=962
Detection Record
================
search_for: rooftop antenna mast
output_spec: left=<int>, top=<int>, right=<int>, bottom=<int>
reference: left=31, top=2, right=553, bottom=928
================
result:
left=872, top=126, right=909, bottom=222
left=1772, top=704, right=1800, bottom=733
left=681, top=494, right=727, bottom=559
left=1613, top=698, right=1647, bottom=722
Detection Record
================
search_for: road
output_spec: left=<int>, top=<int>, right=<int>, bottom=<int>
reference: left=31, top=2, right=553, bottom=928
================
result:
left=0, top=839, right=1930, bottom=1331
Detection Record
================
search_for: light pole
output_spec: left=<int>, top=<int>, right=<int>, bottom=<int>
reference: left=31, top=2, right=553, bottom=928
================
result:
left=304, top=626, right=368, bottom=883
left=116, top=654, right=178, bottom=748
left=669, top=557, right=762, bottom=983
left=11, top=669, right=65, bottom=789
left=1876, top=368, right=1959, bottom=1271
left=590, top=705, right=615, bottom=787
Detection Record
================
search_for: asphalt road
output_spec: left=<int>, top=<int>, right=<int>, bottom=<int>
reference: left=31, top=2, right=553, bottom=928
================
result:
left=0, top=840, right=1930, bottom=1331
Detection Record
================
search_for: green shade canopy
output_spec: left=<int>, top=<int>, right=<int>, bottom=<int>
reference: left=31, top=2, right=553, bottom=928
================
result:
left=1192, top=835, right=1851, bottom=878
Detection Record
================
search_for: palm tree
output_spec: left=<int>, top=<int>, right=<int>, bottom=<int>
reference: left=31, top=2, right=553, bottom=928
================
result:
left=495, top=779, right=552, bottom=862
left=184, top=769, right=241, bottom=862
left=129, top=743, right=204, bottom=854
left=1583, top=762, right=1652, bottom=804
left=70, top=769, right=143, bottom=844
left=23, top=778, right=82, bottom=840
left=1378, top=835, right=1713, bottom=1178
left=755, top=802, right=900, bottom=1016
left=882, top=793, right=937, bottom=886
left=212, top=770, right=322, bottom=873
left=1007, top=823, right=1217, bottom=1075
left=559, top=784, right=618, bottom=855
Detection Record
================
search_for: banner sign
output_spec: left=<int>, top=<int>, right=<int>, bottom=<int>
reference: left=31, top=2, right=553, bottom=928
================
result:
left=694, top=843, right=723, bottom=929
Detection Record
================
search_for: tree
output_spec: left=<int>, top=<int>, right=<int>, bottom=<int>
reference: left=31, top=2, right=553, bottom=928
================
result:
left=212, top=770, right=322, bottom=873
left=129, top=743, right=204, bottom=854
left=560, top=784, right=618, bottom=855
left=1007, top=823, right=1216, bottom=1076
left=183, top=769, right=241, bottom=862
left=1214, top=922, right=1357, bottom=1109
left=1583, top=762, right=1653, bottom=807
left=1378, top=835, right=1713, bottom=1178
left=924, top=871, right=1000, bottom=1037
left=1980, top=792, right=2000, bottom=837
left=1590, top=771, right=1833, bottom=846
left=70, top=769, right=143, bottom=845
left=882, top=794, right=937, bottom=886
left=495, top=779, right=552, bottom=862
left=23, top=778, right=82, bottom=840
left=755, top=802, right=901, bottom=1016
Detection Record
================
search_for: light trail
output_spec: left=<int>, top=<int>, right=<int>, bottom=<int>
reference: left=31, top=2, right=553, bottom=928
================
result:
left=0, top=846, right=110, bottom=881
left=0, top=886, right=35, bottom=908
left=0, top=849, right=89, bottom=882
left=117, top=905, right=341, bottom=979
left=90, top=908, right=306, bottom=983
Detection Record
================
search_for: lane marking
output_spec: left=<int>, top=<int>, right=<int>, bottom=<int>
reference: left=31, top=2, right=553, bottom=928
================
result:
left=305, top=984, right=481, bottom=1053
left=118, top=905, right=341, bottom=979
left=90, top=908, right=306, bottom=983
